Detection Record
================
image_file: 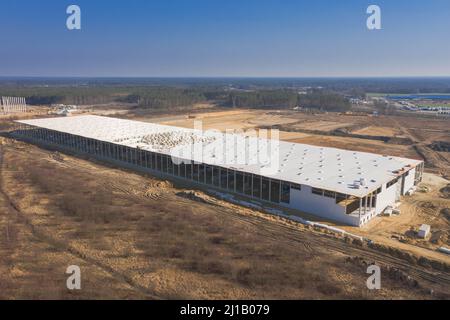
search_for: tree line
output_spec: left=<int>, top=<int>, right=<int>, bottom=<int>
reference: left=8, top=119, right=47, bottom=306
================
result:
left=0, top=86, right=351, bottom=112
left=226, top=89, right=351, bottom=112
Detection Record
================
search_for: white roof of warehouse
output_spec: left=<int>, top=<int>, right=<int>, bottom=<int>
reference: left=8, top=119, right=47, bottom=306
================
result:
left=16, top=115, right=422, bottom=197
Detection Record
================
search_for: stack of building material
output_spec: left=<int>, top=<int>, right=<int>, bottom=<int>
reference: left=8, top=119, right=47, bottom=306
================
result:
left=417, top=224, right=431, bottom=239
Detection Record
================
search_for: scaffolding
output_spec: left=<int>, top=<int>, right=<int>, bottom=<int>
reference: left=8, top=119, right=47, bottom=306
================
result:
left=1, top=96, right=28, bottom=114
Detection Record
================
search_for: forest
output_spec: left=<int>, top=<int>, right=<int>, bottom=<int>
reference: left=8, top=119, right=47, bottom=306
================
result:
left=0, top=84, right=352, bottom=112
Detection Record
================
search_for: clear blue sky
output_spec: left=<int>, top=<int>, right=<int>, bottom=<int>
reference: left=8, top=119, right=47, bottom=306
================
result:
left=1, top=0, right=449, bottom=77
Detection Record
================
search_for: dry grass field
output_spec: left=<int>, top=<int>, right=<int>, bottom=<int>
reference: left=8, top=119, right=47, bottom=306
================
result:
left=0, top=108, right=449, bottom=299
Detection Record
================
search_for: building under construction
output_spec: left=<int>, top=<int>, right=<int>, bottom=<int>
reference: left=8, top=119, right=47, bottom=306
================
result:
left=1, top=96, right=28, bottom=113
left=12, top=115, right=424, bottom=226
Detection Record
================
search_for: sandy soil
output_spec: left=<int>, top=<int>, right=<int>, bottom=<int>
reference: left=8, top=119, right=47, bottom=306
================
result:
left=1, top=108, right=449, bottom=299
left=353, top=126, right=405, bottom=137
left=0, top=137, right=449, bottom=299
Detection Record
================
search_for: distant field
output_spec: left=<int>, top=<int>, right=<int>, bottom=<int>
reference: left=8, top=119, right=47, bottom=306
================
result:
left=418, top=103, right=450, bottom=108
left=368, top=92, right=450, bottom=99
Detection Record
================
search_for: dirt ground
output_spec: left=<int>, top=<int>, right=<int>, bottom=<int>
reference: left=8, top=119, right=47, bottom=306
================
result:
left=132, top=109, right=449, bottom=177
left=1, top=108, right=449, bottom=299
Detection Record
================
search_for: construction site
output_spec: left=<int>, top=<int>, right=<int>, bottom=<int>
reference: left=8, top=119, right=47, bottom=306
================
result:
left=0, top=106, right=449, bottom=299
left=1, top=96, right=28, bottom=114
left=12, top=115, right=424, bottom=227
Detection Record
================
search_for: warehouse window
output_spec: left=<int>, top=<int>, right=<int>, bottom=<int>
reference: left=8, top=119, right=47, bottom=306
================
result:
left=270, top=180, right=280, bottom=203
left=173, top=159, right=179, bottom=175
left=151, top=153, right=156, bottom=169
left=227, top=170, right=235, bottom=191
left=143, top=151, right=148, bottom=167
left=113, top=144, right=117, bottom=159
left=101, top=142, right=108, bottom=156
left=153, top=154, right=160, bottom=170
left=120, top=145, right=126, bottom=161
left=138, top=149, right=144, bottom=166
left=146, top=152, right=150, bottom=168
left=281, top=183, right=290, bottom=203
left=93, top=140, right=99, bottom=155
left=192, top=164, right=200, bottom=181
left=60, top=133, right=67, bottom=146
left=86, top=139, right=92, bottom=153
left=199, top=164, right=206, bottom=183
left=105, top=142, right=110, bottom=157
left=135, top=149, right=140, bottom=165
left=93, top=140, right=98, bottom=154
left=133, top=148, right=139, bottom=164
left=244, top=173, right=252, bottom=196
left=115, top=145, right=121, bottom=161
left=213, top=167, right=220, bottom=187
left=161, top=155, right=168, bottom=172
left=323, top=190, right=335, bottom=198
left=109, top=143, right=114, bottom=158
left=119, top=146, right=125, bottom=161
left=126, top=147, right=132, bottom=163
left=220, top=168, right=228, bottom=189
left=180, top=162, right=186, bottom=177
left=103, top=142, right=109, bottom=158
left=386, top=178, right=399, bottom=189
left=165, top=155, right=170, bottom=172
left=173, top=162, right=180, bottom=176
left=252, top=175, right=261, bottom=198
left=186, top=162, right=193, bottom=179
left=236, top=172, right=244, bottom=194
left=205, top=165, right=213, bottom=185
left=155, top=153, right=160, bottom=169
left=145, top=152, right=151, bottom=168
left=162, top=154, right=167, bottom=171
left=78, top=136, right=84, bottom=152
left=312, top=188, right=324, bottom=196
left=128, top=147, right=133, bottom=163
left=110, top=144, right=115, bottom=158
left=262, top=178, right=270, bottom=201
left=335, top=193, right=347, bottom=203
left=167, top=157, right=174, bottom=174
left=291, top=183, right=301, bottom=191
left=345, top=198, right=360, bottom=215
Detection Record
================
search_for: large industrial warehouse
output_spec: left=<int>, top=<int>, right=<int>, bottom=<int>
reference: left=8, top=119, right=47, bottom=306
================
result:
left=12, top=115, right=424, bottom=226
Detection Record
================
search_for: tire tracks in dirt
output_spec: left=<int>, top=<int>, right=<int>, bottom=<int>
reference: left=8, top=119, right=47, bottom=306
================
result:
left=201, top=197, right=450, bottom=289
left=0, top=145, right=163, bottom=300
